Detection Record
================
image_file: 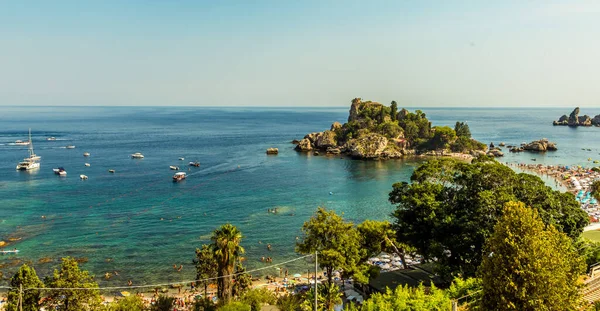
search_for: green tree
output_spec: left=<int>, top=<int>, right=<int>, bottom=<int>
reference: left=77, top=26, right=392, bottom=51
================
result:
left=277, top=294, right=303, bottom=311
left=390, top=101, right=398, bottom=121
left=217, top=301, right=251, bottom=311
left=358, top=284, right=451, bottom=311
left=212, top=224, right=245, bottom=305
left=301, top=283, right=342, bottom=311
left=241, top=287, right=277, bottom=311
left=195, top=244, right=218, bottom=297
left=5, top=264, right=44, bottom=311
left=44, top=257, right=101, bottom=311
left=591, top=180, right=600, bottom=201
left=357, top=220, right=412, bottom=269
left=107, top=295, right=145, bottom=311
left=428, top=126, right=456, bottom=150
left=151, top=295, right=175, bottom=311
left=454, top=121, right=471, bottom=138
left=296, top=207, right=364, bottom=285
left=232, top=262, right=252, bottom=298
left=480, top=201, right=585, bottom=311
left=389, top=158, right=588, bottom=278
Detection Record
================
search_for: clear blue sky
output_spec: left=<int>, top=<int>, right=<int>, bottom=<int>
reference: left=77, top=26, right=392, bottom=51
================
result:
left=1, top=1, right=599, bottom=107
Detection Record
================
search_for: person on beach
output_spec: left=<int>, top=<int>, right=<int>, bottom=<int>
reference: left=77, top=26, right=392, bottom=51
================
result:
left=267, top=244, right=272, bottom=251
left=178, top=265, right=183, bottom=272
left=128, top=280, right=133, bottom=286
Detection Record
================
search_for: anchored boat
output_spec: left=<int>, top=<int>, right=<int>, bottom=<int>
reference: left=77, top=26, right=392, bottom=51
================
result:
left=16, top=129, right=41, bottom=171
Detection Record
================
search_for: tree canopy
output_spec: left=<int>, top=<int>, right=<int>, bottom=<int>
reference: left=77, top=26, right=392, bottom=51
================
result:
left=211, top=224, right=245, bottom=305
left=389, top=158, right=588, bottom=278
left=44, top=257, right=101, bottom=311
left=479, top=202, right=585, bottom=311
left=6, top=264, right=44, bottom=311
left=296, top=207, right=366, bottom=284
left=195, top=244, right=218, bottom=297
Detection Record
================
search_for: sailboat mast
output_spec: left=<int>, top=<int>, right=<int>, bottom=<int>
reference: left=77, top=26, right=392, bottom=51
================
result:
left=28, top=128, right=34, bottom=157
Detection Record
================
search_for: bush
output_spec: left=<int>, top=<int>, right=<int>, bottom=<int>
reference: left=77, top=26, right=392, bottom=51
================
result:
left=241, top=288, right=277, bottom=311
left=217, top=301, right=251, bottom=311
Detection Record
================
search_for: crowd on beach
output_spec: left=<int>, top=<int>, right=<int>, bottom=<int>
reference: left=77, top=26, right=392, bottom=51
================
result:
left=506, top=162, right=600, bottom=222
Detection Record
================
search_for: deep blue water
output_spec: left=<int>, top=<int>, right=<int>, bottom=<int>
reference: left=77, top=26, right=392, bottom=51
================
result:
left=0, top=106, right=599, bottom=288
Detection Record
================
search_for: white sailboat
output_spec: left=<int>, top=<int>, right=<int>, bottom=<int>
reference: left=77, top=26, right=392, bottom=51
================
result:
left=16, top=129, right=41, bottom=170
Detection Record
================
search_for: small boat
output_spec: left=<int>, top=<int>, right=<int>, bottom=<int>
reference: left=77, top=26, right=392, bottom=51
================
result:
left=53, top=167, right=67, bottom=176
left=108, top=169, right=115, bottom=173
left=588, top=158, right=592, bottom=161
left=594, top=160, right=599, bottom=164
left=173, top=172, right=186, bottom=182
left=80, top=174, right=88, bottom=180
left=531, top=158, right=537, bottom=161
left=14, top=140, right=30, bottom=146
left=66, top=145, right=75, bottom=149
left=0, top=249, right=19, bottom=254
left=83, top=152, right=90, bottom=157
left=189, top=161, right=200, bottom=167
left=131, top=152, right=144, bottom=159
left=179, top=157, right=185, bottom=161
left=588, top=149, right=593, bottom=151
left=84, top=163, right=91, bottom=167
left=170, top=166, right=179, bottom=170
left=47, top=137, right=56, bottom=141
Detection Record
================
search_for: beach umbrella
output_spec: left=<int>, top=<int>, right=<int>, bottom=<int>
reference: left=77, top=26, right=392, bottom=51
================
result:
left=119, top=291, right=130, bottom=297
left=293, top=273, right=302, bottom=278
left=380, top=264, right=391, bottom=269
left=369, top=257, right=380, bottom=262
left=347, top=296, right=355, bottom=301
left=392, top=261, right=403, bottom=267
left=381, top=254, right=391, bottom=259
left=380, top=258, right=391, bottom=263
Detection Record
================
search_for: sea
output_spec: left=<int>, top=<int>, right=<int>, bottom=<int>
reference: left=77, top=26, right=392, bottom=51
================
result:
left=0, top=106, right=599, bottom=288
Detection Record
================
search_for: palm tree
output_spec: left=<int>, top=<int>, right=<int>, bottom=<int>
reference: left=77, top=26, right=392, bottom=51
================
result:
left=211, top=224, right=244, bottom=304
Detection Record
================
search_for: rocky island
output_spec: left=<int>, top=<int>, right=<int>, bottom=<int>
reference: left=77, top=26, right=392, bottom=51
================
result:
left=508, top=139, right=558, bottom=153
left=294, top=98, right=487, bottom=159
left=553, top=107, right=600, bottom=126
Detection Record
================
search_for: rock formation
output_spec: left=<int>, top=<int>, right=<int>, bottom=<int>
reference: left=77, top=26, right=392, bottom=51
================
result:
left=294, top=98, right=485, bottom=159
left=266, top=148, right=279, bottom=155
left=522, top=139, right=557, bottom=152
left=553, top=107, right=600, bottom=126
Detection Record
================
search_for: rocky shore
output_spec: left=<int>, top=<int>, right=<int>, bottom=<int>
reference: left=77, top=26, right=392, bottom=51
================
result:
left=508, top=138, right=558, bottom=153
left=553, top=107, right=600, bottom=126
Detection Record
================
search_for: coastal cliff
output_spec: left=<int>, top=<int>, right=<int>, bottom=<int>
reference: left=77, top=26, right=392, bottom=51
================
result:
left=553, top=107, right=600, bottom=126
left=294, top=98, right=487, bottom=159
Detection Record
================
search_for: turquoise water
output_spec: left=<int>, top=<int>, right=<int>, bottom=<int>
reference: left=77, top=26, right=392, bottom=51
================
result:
left=0, top=106, right=599, bottom=287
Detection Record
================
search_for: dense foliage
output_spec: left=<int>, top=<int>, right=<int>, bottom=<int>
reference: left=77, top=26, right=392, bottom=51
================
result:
left=592, top=180, right=600, bottom=201
left=195, top=244, right=218, bottom=297
left=480, top=202, right=585, bottom=310
left=345, top=284, right=451, bottom=311
left=107, top=295, right=145, bottom=311
left=389, top=158, right=588, bottom=278
left=44, top=257, right=102, bottom=311
left=5, top=264, right=44, bottom=311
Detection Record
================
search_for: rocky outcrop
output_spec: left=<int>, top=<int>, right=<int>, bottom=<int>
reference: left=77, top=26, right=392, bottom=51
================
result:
left=522, top=139, right=557, bottom=152
left=345, top=133, right=389, bottom=159
left=326, top=147, right=341, bottom=154
left=315, top=130, right=337, bottom=149
left=295, top=138, right=313, bottom=151
left=487, top=148, right=504, bottom=157
left=330, top=122, right=342, bottom=131
left=266, top=148, right=279, bottom=155
left=554, top=107, right=598, bottom=126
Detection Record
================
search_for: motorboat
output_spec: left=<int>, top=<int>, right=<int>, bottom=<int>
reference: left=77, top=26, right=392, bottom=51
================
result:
left=0, top=249, right=19, bottom=254
left=14, top=140, right=30, bottom=146
left=173, top=172, right=186, bottom=182
left=53, top=167, right=67, bottom=176
left=189, top=161, right=200, bottom=167
left=80, top=174, right=88, bottom=180
left=131, top=152, right=144, bottom=159
left=170, top=166, right=179, bottom=170
left=47, top=137, right=56, bottom=141
left=108, top=169, right=115, bottom=173
left=16, top=129, right=41, bottom=170
left=84, top=163, right=91, bottom=167
left=66, top=145, right=75, bottom=149
left=179, top=157, right=185, bottom=161
left=83, top=152, right=90, bottom=157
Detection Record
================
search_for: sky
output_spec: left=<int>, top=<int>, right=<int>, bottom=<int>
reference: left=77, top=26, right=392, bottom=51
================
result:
left=1, top=1, right=599, bottom=107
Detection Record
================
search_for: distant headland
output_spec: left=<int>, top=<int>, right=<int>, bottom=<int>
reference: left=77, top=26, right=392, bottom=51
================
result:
left=293, top=98, right=487, bottom=159
left=553, top=107, right=600, bottom=127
